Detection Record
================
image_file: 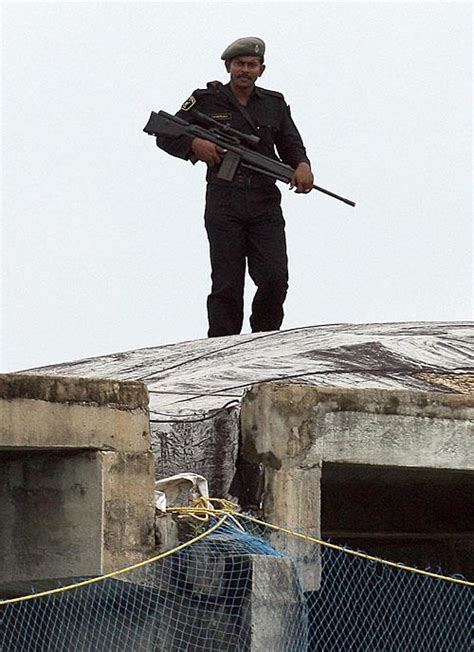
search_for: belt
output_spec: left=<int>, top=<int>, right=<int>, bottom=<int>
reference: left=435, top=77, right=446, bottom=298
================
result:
left=208, top=171, right=276, bottom=188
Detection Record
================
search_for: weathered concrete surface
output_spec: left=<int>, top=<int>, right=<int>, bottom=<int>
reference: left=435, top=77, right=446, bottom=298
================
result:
left=0, top=450, right=155, bottom=588
left=241, top=384, right=474, bottom=470
left=0, top=374, right=155, bottom=595
left=101, top=451, right=156, bottom=571
left=246, top=554, right=307, bottom=651
left=0, top=374, right=150, bottom=452
left=239, top=383, right=474, bottom=585
left=0, top=451, right=103, bottom=583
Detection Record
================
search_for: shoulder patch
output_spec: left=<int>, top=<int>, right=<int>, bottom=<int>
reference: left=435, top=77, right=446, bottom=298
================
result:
left=180, top=86, right=219, bottom=110
left=181, top=94, right=197, bottom=112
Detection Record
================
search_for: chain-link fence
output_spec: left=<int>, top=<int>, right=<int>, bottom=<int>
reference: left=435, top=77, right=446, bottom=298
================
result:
left=1, top=513, right=472, bottom=651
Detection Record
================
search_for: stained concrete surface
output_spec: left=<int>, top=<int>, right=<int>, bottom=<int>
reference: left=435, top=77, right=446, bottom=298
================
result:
left=0, top=375, right=156, bottom=594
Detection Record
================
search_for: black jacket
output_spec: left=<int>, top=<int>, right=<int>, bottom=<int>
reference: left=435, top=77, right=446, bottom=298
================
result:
left=156, top=82, right=311, bottom=183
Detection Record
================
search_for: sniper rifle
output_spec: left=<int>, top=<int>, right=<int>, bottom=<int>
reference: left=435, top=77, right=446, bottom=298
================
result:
left=143, top=110, right=356, bottom=207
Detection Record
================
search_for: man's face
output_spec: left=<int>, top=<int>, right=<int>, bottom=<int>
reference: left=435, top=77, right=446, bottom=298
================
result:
left=227, top=56, right=265, bottom=90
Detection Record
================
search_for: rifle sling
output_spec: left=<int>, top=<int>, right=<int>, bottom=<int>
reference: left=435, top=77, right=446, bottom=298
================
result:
left=220, top=85, right=260, bottom=137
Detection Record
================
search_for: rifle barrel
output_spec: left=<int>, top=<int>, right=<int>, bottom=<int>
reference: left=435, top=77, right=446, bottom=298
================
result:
left=313, top=185, right=356, bottom=207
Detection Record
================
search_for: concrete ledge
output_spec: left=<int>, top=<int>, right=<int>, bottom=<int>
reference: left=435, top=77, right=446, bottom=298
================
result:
left=241, top=384, right=474, bottom=471
left=0, top=374, right=150, bottom=452
left=0, top=374, right=149, bottom=408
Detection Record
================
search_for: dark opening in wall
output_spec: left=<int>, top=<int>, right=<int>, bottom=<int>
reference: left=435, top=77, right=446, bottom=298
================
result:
left=321, top=462, right=474, bottom=579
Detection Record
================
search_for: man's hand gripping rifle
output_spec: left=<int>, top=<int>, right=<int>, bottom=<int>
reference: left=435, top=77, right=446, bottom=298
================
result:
left=143, top=110, right=356, bottom=207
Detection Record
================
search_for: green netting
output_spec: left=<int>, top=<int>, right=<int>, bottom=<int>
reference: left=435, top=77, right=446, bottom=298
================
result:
left=1, top=518, right=472, bottom=651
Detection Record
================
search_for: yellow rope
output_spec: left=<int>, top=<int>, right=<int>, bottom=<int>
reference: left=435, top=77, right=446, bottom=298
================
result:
left=169, top=500, right=474, bottom=588
left=168, top=497, right=245, bottom=531
left=1, top=497, right=472, bottom=607
left=0, top=513, right=229, bottom=606
left=238, top=512, right=474, bottom=588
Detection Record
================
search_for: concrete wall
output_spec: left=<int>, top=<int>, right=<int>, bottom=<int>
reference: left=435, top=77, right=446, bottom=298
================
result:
left=0, top=374, right=155, bottom=594
left=239, top=383, right=474, bottom=587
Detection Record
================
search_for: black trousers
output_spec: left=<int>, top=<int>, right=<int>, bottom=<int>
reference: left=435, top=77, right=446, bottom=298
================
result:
left=204, top=181, right=289, bottom=337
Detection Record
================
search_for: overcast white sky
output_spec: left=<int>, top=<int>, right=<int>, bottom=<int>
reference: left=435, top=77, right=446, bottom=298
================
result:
left=1, top=1, right=472, bottom=373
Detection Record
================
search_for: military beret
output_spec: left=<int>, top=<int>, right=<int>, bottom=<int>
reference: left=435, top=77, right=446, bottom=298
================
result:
left=221, top=37, right=265, bottom=61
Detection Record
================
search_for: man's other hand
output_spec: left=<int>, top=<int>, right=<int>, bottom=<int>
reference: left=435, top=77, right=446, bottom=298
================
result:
left=290, top=162, right=314, bottom=193
left=192, top=138, right=226, bottom=166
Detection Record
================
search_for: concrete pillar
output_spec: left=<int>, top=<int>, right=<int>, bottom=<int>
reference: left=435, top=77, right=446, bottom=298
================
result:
left=244, top=554, right=307, bottom=651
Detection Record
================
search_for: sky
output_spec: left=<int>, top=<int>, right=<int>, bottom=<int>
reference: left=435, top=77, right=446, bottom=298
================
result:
left=1, top=1, right=472, bottom=373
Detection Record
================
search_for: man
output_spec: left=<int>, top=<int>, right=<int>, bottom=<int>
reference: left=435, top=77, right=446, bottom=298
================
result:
left=156, top=36, right=314, bottom=337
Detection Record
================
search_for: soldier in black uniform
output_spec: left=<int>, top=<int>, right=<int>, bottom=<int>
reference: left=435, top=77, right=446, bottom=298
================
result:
left=156, top=36, right=314, bottom=337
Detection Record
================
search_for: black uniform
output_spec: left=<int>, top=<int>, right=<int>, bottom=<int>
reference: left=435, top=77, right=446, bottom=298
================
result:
left=156, top=82, right=310, bottom=337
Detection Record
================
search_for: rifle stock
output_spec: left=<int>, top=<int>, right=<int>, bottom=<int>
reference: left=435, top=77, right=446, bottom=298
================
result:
left=144, top=110, right=356, bottom=207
